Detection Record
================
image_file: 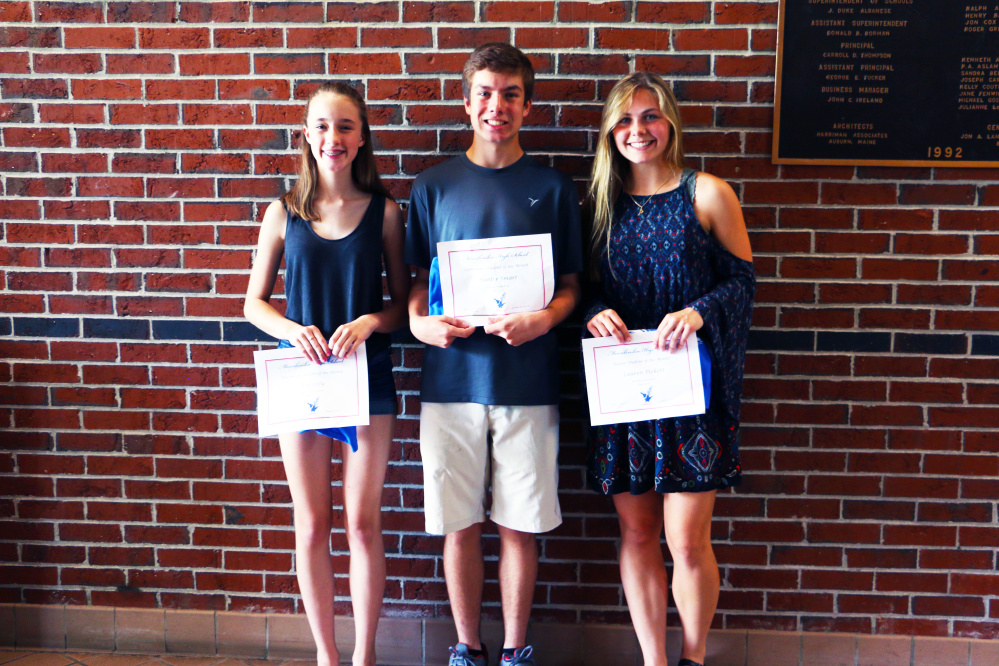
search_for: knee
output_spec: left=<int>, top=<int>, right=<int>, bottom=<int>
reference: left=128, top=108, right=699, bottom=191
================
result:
left=295, top=510, right=333, bottom=548
left=445, top=523, right=483, bottom=551
left=618, top=515, right=662, bottom=548
left=497, top=526, right=537, bottom=555
left=666, top=535, right=713, bottom=567
left=345, top=508, right=382, bottom=548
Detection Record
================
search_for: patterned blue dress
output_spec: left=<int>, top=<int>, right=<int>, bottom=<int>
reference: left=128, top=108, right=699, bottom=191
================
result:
left=584, top=169, right=755, bottom=494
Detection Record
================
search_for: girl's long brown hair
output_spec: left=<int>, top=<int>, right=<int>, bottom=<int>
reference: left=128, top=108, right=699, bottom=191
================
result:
left=588, top=72, right=685, bottom=264
left=282, top=82, right=391, bottom=220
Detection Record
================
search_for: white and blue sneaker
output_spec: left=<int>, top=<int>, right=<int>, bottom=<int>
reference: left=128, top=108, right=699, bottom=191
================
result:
left=501, top=646, right=535, bottom=666
left=449, top=643, right=488, bottom=666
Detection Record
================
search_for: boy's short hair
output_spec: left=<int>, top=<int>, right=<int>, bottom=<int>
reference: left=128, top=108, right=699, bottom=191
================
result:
left=461, top=42, right=535, bottom=102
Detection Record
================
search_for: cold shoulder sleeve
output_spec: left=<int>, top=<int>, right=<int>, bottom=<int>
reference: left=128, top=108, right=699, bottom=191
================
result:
left=686, top=246, right=756, bottom=422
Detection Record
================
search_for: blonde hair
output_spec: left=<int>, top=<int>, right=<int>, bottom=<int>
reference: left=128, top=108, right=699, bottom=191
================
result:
left=588, top=72, right=685, bottom=263
left=282, top=82, right=391, bottom=221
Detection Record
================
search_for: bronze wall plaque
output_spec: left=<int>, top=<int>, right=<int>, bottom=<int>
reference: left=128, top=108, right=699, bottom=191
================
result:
left=774, top=0, right=999, bottom=167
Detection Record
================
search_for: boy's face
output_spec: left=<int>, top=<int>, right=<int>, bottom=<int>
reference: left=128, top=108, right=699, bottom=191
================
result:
left=463, top=68, right=531, bottom=147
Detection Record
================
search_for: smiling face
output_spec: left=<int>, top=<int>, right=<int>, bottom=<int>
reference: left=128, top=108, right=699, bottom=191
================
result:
left=611, top=88, right=673, bottom=167
left=303, top=92, right=365, bottom=173
left=464, top=68, right=531, bottom=148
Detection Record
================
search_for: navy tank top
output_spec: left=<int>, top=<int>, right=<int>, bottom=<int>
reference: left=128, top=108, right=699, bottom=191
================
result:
left=282, top=195, right=390, bottom=359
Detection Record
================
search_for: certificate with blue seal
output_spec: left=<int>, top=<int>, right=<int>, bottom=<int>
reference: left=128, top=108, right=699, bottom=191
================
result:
left=253, top=343, right=369, bottom=437
left=436, top=233, right=555, bottom=326
left=582, top=331, right=706, bottom=427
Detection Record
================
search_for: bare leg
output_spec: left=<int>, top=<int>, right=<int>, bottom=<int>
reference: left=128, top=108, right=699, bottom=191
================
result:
left=613, top=491, right=668, bottom=666
left=341, top=415, right=394, bottom=666
left=444, top=523, right=485, bottom=649
left=279, top=430, right=339, bottom=666
left=496, top=525, right=538, bottom=649
left=663, top=490, right=718, bottom=665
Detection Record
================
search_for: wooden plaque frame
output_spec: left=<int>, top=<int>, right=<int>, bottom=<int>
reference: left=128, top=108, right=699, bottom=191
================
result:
left=773, top=0, right=999, bottom=168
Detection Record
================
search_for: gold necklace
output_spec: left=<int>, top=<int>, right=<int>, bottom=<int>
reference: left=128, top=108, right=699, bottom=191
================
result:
left=628, top=170, right=676, bottom=216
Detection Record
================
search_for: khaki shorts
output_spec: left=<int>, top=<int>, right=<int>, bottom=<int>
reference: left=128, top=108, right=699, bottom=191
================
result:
left=419, top=402, right=562, bottom=535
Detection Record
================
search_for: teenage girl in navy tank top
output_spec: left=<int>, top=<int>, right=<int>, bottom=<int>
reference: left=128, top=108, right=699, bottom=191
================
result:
left=244, top=82, right=409, bottom=666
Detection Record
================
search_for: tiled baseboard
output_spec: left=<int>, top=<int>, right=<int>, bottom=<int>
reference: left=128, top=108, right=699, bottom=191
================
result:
left=2, top=604, right=997, bottom=665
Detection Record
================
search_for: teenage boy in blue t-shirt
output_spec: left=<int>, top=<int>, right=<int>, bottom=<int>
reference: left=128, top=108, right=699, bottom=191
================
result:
left=405, top=43, right=583, bottom=666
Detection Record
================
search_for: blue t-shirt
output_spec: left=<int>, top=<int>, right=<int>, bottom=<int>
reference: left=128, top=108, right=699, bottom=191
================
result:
left=404, top=154, right=583, bottom=405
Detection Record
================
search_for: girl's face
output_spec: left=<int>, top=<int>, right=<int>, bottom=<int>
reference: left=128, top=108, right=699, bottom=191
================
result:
left=611, top=88, right=672, bottom=167
left=303, top=92, right=365, bottom=173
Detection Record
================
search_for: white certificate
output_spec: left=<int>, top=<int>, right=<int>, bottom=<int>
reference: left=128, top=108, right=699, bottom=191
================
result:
left=253, top=343, right=369, bottom=437
left=582, top=330, right=705, bottom=427
left=436, top=233, right=555, bottom=325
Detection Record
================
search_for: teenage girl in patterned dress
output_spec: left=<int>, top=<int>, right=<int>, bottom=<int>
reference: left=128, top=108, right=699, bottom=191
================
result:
left=584, top=72, right=755, bottom=666
left=244, top=83, right=409, bottom=666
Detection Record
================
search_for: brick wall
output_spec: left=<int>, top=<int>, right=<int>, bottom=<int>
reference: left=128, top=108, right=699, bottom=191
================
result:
left=1, top=0, right=997, bottom=640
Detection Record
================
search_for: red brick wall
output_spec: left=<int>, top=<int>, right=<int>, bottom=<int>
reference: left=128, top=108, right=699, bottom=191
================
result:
left=2, top=0, right=998, bottom=639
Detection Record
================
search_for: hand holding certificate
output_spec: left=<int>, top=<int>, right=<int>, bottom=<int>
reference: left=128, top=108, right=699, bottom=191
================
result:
left=253, top=343, right=369, bottom=437
left=436, top=233, right=555, bottom=326
left=582, top=330, right=706, bottom=427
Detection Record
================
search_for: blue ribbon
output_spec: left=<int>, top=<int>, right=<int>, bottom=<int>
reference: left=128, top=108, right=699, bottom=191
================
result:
left=428, top=256, right=443, bottom=316
left=275, top=339, right=359, bottom=451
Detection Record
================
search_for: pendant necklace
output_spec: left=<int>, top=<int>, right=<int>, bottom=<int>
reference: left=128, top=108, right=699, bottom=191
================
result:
left=629, top=169, right=676, bottom=216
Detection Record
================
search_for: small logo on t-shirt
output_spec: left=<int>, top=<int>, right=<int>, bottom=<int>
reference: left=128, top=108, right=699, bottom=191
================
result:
left=527, top=197, right=539, bottom=207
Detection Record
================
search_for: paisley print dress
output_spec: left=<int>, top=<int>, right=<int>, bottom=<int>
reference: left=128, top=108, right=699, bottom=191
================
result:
left=584, top=169, right=756, bottom=494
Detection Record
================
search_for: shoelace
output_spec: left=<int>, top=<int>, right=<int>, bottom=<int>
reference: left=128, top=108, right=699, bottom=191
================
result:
left=501, top=646, right=534, bottom=664
left=449, top=646, right=482, bottom=666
